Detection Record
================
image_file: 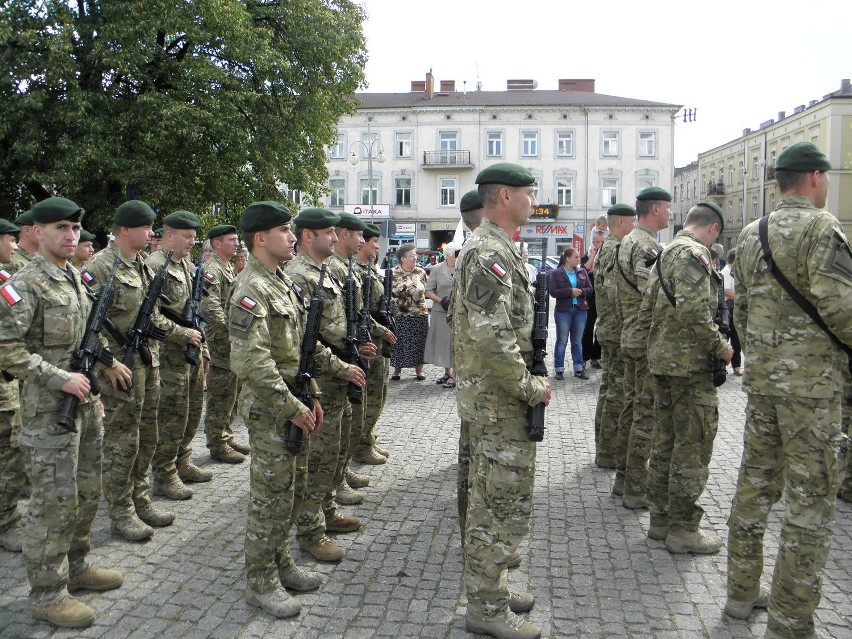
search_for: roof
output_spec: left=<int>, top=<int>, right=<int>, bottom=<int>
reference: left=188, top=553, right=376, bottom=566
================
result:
left=352, top=90, right=680, bottom=110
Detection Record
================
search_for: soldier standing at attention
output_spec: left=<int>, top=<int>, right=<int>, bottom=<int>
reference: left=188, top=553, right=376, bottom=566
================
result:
left=725, top=142, right=852, bottom=639
left=228, top=202, right=325, bottom=618
left=283, top=208, right=368, bottom=563
left=84, top=201, right=175, bottom=542
left=202, top=224, right=251, bottom=464
left=592, top=204, right=635, bottom=470
left=451, top=163, right=551, bottom=639
left=459, top=189, right=486, bottom=243
left=613, top=187, right=670, bottom=508
left=72, top=230, right=96, bottom=269
left=0, top=197, right=126, bottom=628
left=145, top=211, right=207, bottom=500
left=9, top=210, right=40, bottom=273
left=642, top=201, right=731, bottom=554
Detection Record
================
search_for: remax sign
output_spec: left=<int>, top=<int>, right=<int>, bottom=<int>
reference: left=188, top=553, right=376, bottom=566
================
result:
left=520, top=223, right=574, bottom=238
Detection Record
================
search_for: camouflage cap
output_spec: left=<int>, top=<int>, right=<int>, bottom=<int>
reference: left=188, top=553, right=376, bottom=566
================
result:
left=636, top=186, right=672, bottom=202
left=460, top=190, right=483, bottom=213
left=240, top=202, right=292, bottom=233
left=475, top=163, right=536, bottom=186
left=31, top=197, right=85, bottom=224
left=79, top=230, right=97, bottom=242
left=362, top=223, right=381, bottom=239
left=0, top=219, right=20, bottom=236
left=775, top=142, right=831, bottom=172
left=336, top=211, right=366, bottom=231
left=114, top=200, right=156, bottom=228
left=207, top=224, right=238, bottom=239
left=294, top=207, right=341, bottom=230
left=696, top=201, right=725, bottom=232
left=162, top=210, right=201, bottom=230
left=13, top=210, right=34, bottom=227
left=607, top=203, right=636, bottom=217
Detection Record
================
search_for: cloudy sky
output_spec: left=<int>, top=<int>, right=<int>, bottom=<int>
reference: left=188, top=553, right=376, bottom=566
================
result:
left=357, top=0, right=851, bottom=167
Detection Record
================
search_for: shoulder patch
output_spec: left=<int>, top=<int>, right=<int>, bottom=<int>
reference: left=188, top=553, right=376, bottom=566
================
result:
left=466, top=271, right=502, bottom=314
left=239, top=296, right=257, bottom=309
left=0, top=269, right=10, bottom=282
left=827, top=231, right=852, bottom=279
left=204, top=272, right=215, bottom=282
left=81, top=271, right=95, bottom=284
left=1, top=284, right=22, bottom=305
left=698, top=254, right=710, bottom=268
left=293, top=283, right=303, bottom=297
left=490, top=262, right=507, bottom=279
left=228, top=306, right=255, bottom=333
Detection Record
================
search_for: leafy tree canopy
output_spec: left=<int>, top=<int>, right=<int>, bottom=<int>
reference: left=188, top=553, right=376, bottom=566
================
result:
left=0, top=0, right=367, bottom=230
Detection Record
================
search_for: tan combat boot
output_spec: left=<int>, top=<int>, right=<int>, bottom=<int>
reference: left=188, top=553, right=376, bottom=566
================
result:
left=335, top=483, right=364, bottom=506
left=665, top=527, right=723, bottom=555
left=110, top=515, right=154, bottom=542
left=507, top=550, right=522, bottom=569
left=466, top=609, right=541, bottom=639
left=135, top=500, right=175, bottom=527
left=32, top=597, right=95, bottom=628
left=245, top=586, right=301, bottom=618
left=67, top=566, right=124, bottom=592
left=228, top=439, right=251, bottom=455
left=353, top=446, right=387, bottom=465
left=622, top=493, right=648, bottom=509
left=153, top=474, right=193, bottom=500
left=326, top=514, right=361, bottom=533
left=345, top=468, right=370, bottom=489
left=209, top=445, right=245, bottom=464
left=724, top=583, right=771, bottom=619
left=280, top=567, right=322, bottom=592
left=508, top=591, right=534, bottom=614
left=301, top=535, right=344, bottom=562
left=611, top=473, right=625, bottom=496
left=373, top=443, right=390, bottom=458
left=177, top=461, right=213, bottom=483
left=0, top=521, right=23, bottom=552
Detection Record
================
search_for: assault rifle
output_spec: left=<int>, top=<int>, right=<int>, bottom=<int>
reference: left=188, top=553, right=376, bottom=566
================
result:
left=161, top=258, right=210, bottom=366
left=343, top=254, right=364, bottom=405
left=526, top=244, right=549, bottom=441
left=286, top=265, right=326, bottom=454
left=358, top=257, right=375, bottom=346
left=57, top=254, right=121, bottom=433
left=712, top=273, right=730, bottom=387
left=377, top=264, right=399, bottom=358
left=122, top=250, right=173, bottom=369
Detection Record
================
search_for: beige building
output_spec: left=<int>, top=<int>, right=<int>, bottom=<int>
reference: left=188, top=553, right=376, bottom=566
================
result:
left=673, top=160, right=699, bottom=231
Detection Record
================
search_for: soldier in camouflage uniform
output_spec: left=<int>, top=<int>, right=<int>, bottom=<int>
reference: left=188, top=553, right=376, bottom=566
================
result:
left=9, top=210, right=40, bottom=274
left=839, top=369, right=852, bottom=503
left=725, top=143, right=852, bottom=639
left=145, top=211, right=208, bottom=500
left=640, top=202, right=731, bottom=555
left=201, top=224, right=251, bottom=464
left=450, top=164, right=551, bottom=639
left=283, top=208, right=368, bottom=563
left=83, top=201, right=177, bottom=542
left=613, top=188, right=669, bottom=508
left=0, top=198, right=125, bottom=628
left=592, top=205, right=635, bottom=470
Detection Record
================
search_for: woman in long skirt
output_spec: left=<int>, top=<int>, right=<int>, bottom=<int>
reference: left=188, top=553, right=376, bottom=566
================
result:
left=390, top=243, right=429, bottom=380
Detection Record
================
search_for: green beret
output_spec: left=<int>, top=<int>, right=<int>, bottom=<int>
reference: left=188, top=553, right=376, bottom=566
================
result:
left=14, top=210, right=34, bottom=226
left=207, top=224, right=238, bottom=240
left=240, top=201, right=292, bottom=233
left=362, top=223, right=381, bottom=239
left=114, top=200, right=156, bottom=228
left=460, top=190, right=483, bottom=213
left=336, top=212, right=366, bottom=232
left=31, top=197, right=84, bottom=224
left=0, top=219, right=20, bottom=236
left=607, top=204, right=636, bottom=217
left=475, top=162, right=536, bottom=186
left=636, top=186, right=672, bottom=202
left=696, top=201, right=725, bottom=233
left=294, top=207, right=341, bottom=230
left=152, top=228, right=163, bottom=238
left=79, top=230, right=97, bottom=242
left=775, top=142, right=831, bottom=172
left=162, top=210, right=201, bottom=230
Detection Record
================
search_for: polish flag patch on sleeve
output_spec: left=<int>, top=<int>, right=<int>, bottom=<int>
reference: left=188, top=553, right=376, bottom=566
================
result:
left=1, top=284, right=22, bottom=305
left=699, top=254, right=710, bottom=267
left=0, top=269, right=11, bottom=282
left=490, top=262, right=507, bottom=278
left=204, top=272, right=215, bottom=282
left=240, top=296, right=257, bottom=309
left=81, top=271, right=95, bottom=284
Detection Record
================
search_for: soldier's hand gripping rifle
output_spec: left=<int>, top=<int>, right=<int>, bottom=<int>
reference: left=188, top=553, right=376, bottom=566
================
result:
left=378, top=263, right=399, bottom=358
left=343, top=254, right=365, bottom=405
left=526, top=246, right=549, bottom=441
left=358, top=257, right=374, bottom=350
left=286, top=264, right=326, bottom=454
left=182, top=259, right=211, bottom=366
left=56, top=254, right=121, bottom=433
left=122, top=250, right=173, bottom=369
left=711, top=273, right=730, bottom=387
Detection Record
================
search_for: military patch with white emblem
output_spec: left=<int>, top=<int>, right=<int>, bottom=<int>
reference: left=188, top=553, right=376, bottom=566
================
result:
left=81, top=271, right=95, bottom=284
left=1, top=284, right=21, bottom=305
left=0, top=269, right=10, bottom=282
left=240, top=296, right=257, bottom=309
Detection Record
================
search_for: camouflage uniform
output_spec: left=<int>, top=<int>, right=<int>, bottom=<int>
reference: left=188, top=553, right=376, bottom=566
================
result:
left=615, top=224, right=661, bottom=499
left=0, top=255, right=105, bottom=607
left=727, top=195, right=852, bottom=639
left=643, top=230, right=727, bottom=534
left=8, top=246, right=35, bottom=275
left=282, top=254, right=353, bottom=547
left=839, top=370, right=852, bottom=502
left=201, top=253, right=240, bottom=454
left=449, top=218, right=547, bottom=621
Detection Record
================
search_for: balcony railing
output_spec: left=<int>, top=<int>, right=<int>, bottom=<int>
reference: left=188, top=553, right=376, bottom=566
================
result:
left=422, top=150, right=473, bottom=168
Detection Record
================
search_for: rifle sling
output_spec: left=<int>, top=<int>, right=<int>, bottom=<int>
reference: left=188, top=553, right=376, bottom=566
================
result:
left=616, top=243, right=641, bottom=293
left=655, top=254, right=677, bottom=308
left=160, top=306, right=194, bottom=329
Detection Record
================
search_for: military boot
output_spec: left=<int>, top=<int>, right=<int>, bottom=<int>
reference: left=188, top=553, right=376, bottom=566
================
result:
left=595, top=455, right=616, bottom=469
left=0, top=521, right=23, bottom=552
left=664, top=527, right=723, bottom=555
left=209, top=445, right=245, bottom=464
left=725, top=583, right=771, bottom=619
left=508, top=591, right=534, bottom=614
left=465, top=610, right=541, bottom=639
left=647, top=524, right=669, bottom=541
left=110, top=515, right=154, bottom=542
left=507, top=550, right=522, bottom=569
left=228, top=439, right=251, bottom=455
left=611, top=473, right=625, bottom=496
left=326, top=514, right=361, bottom=533
left=622, top=493, right=648, bottom=509
left=353, top=446, right=387, bottom=465
left=838, top=484, right=852, bottom=503
left=177, top=461, right=213, bottom=483
left=154, top=475, right=193, bottom=500
left=67, top=566, right=124, bottom=592
left=373, top=443, right=390, bottom=458
left=135, top=500, right=175, bottom=527
left=245, top=586, right=301, bottom=618
left=301, top=535, right=344, bottom=562
left=345, top=468, right=370, bottom=489
left=280, top=567, right=322, bottom=592
left=335, top=483, right=364, bottom=506
left=32, top=597, right=95, bottom=628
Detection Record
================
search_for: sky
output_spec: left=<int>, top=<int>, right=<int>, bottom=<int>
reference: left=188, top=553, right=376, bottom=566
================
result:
left=356, top=0, right=851, bottom=168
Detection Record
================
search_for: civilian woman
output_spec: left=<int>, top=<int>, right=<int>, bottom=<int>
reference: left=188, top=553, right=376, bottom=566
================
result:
left=549, top=247, right=593, bottom=380
left=391, top=243, right=429, bottom=380
left=424, top=243, right=459, bottom=388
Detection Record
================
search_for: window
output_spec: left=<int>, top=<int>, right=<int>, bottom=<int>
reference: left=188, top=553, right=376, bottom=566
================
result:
left=639, top=132, right=656, bottom=157
left=290, top=190, right=303, bottom=207
left=728, top=200, right=734, bottom=222
left=439, top=177, right=457, bottom=207
left=486, top=132, right=503, bottom=157
left=556, top=131, right=574, bottom=157
left=602, top=178, right=618, bottom=207
left=739, top=160, right=744, bottom=182
left=752, top=196, right=758, bottom=218
left=769, top=191, right=776, bottom=212
left=769, top=150, right=777, bottom=170
left=556, top=179, right=573, bottom=206
left=522, top=131, right=538, bottom=157
left=361, top=132, right=379, bottom=159
left=693, top=178, right=697, bottom=197
left=602, top=131, right=619, bottom=157
left=328, top=178, right=345, bottom=208
left=395, top=177, right=411, bottom=207
left=396, top=133, right=411, bottom=158
left=739, top=197, right=744, bottom=220
left=637, top=175, right=655, bottom=192
left=729, top=164, right=734, bottom=186
left=752, top=156, right=759, bottom=181
left=685, top=182, right=689, bottom=199
left=439, top=131, right=458, bottom=150
left=327, top=137, right=345, bottom=160
left=359, top=179, right=378, bottom=205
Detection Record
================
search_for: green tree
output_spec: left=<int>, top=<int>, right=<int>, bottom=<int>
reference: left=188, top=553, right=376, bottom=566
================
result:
left=0, top=0, right=367, bottom=229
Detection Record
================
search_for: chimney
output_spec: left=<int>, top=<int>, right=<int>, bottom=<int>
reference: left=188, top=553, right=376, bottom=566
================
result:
left=507, top=79, right=537, bottom=91
left=439, top=80, right=455, bottom=92
left=558, top=79, right=595, bottom=92
left=425, top=70, right=434, bottom=99
left=410, top=80, right=425, bottom=92
left=743, top=128, right=752, bottom=136
left=777, top=111, right=786, bottom=120
left=807, top=99, right=818, bottom=107
left=841, top=78, right=851, bottom=94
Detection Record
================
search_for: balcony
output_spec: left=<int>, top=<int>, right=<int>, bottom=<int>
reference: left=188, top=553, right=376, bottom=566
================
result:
left=421, top=150, right=474, bottom=169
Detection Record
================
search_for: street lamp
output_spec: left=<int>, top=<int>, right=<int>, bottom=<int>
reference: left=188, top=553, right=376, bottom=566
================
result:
left=348, top=124, right=386, bottom=223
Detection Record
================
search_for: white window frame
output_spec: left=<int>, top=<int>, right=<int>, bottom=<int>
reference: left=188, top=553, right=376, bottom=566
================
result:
left=521, top=131, right=539, bottom=157
left=486, top=131, right=503, bottom=157
left=602, top=131, right=619, bottom=157
left=327, top=136, right=345, bottom=160
left=638, top=131, right=656, bottom=157
left=556, top=178, right=574, bottom=207
left=361, top=132, right=379, bottom=160
left=556, top=130, right=574, bottom=157
left=601, top=177, right=619, bottom=207
left=359, top=179, right=378, bottom=206
left=438, top=176, right=458, bottom=207
left=396, top=132, right=411, bottom=158
left=328, top=178, right=345, bottom=208
left=394, top=176, right=412, bottom=207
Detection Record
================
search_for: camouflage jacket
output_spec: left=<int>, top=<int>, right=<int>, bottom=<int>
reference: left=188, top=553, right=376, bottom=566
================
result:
left=353, top=257, right=389, bottom=344
left=7, top=246, right=35, bottom=275
left=593, top=235, right=623, bottom=344
left=449, top=218, right=547, bottom=421
left=200, top=252, right=236, bottom=365
left=644, top=230, right=728, bottom=377
left=617, top=223, right=661, bottom=352
left=735, top=195, right=852, bottom=398
left=143, top=248, right=203, bottom=357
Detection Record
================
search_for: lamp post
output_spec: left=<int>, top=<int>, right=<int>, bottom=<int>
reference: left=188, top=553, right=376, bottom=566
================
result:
left=348, top=123, right=386, bottom=223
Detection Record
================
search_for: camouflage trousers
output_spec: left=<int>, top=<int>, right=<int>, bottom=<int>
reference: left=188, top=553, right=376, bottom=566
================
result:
left=204, top=355, right=239, bottom=451
left=620, top=348, right=656, bottom=497
left=244, top=408, right=308, bottom=594
left=0, top=408, right=25, bottom=533
left=153, top=348, right=192, bottom=479
left=100, top=362, right=160, bottom=521
left=457, top=418, right=471, bottom=543
left=23, top=402, right=102, bottom=607
left=597, top=339, right=628, bottom=465
left=647, top=374, right=717, bottom=531
left=296, top=376, right=346, bottom=547
left=727, top=393, right=843, bottom=639
left=464, top=416, right=536, bottom=620
left=180, top=362, right=204, bottom=469
left=356, top=355, right=389, bottom=454
left=840, top=380, right=852, bottom=499
left=336, top=380, right=366, bottom=487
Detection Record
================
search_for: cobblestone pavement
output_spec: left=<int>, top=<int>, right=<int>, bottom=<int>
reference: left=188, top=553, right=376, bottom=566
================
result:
left=1, top=340, right=850, bottom=638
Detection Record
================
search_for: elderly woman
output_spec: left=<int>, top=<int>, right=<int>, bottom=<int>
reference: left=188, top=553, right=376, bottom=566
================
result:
left=391, top=243, right=429, bottom=380
left=424, top=243, right=459, bottom=388
left=549, top=247, right=593, bottom=380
